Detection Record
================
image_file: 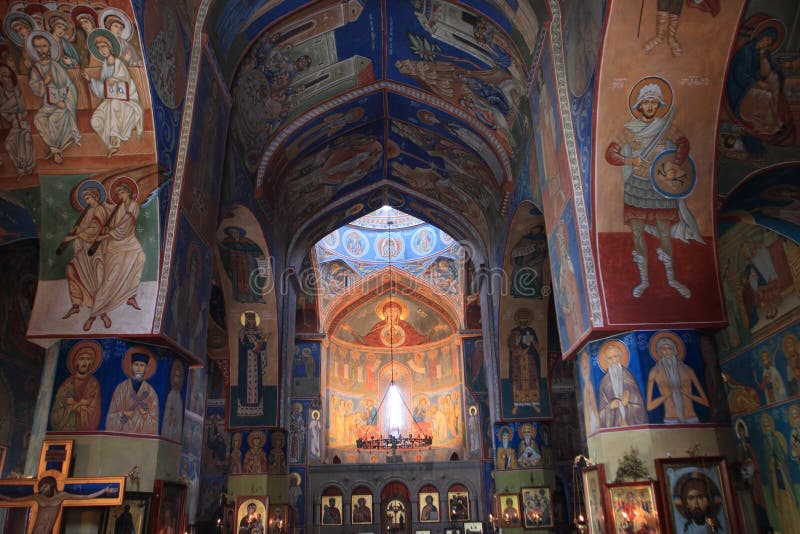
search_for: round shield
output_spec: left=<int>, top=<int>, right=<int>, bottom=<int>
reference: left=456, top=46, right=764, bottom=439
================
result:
left=650, top=149, right=696, bottom=199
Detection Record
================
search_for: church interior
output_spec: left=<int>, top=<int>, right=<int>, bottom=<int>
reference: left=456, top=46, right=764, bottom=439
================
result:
left=0, top=0, right=800, bottom=533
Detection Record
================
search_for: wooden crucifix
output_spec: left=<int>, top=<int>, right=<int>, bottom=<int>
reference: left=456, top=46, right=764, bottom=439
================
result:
left=0, top=439, right=125, bottom=534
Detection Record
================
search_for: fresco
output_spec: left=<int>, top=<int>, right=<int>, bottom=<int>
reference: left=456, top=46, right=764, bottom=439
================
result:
left=0, top=193, right=37, bottom=246
left=291, top=339, right=320, bottom=398
left=578, top=330, right=713, bottom=435
left=0, top=240, right=43, bottom=476
left=229, top=0, right=378, bottom=175
left=215, top=205, right=279, bottom=428
left=716, top=220, right=800, bottom=358
left=717, top=4, right=800, bottom=196
left=181, top=49, right=230, bottom=245
left=48, top=338, right=187, bottom=438
left=162, top=215, right=213, bottom=361
left=0, top=1, right=156, bottom=188
left=288, top=466, right=306, bottom=528
left=498, top=204, right=551, bottom=420
left=288, top=399, right=312, bottom=465
left=548, top=201, right=590, bottom=354
left=140, top=0, right=190, bottom=174
left=593, top=0, right=739, bottom=327
left=295, top=252, right=319, bottom=333
left=332, top=292, right=454, bottom=347
left=28, top=168, right=162, bottom=339
left=325, top=335, right=465, bottom=462
left=493, top=421, right=544, bottom=470
left=462, top=336, right=487, bottom=394
left=722, top=164, right=800, bottom=244
left=227, top=428, right=287, bottom=475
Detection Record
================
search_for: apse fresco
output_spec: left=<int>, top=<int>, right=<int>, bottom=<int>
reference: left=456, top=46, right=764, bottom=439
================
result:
left=48, top=338, right=187, bottom=438
left=722, top=164, right=800, bottom=244
left=498, top=204, right=551, bottom=420
left=578, top=330, right=712, bottom=436
left=717, top=3, right=800, bottom=196
left=548, top=201, right=589, bottom=354
left=0, top=1, right=156, bottom=188
left=215, top=205, right=279, bottom=428
left=593, top=0, right=737, bottom=327
left=325, top=335, right=465, bottom=462
left=716, top=221, right=800, bottom=359
left=332, top=293, right=454, bottom=347
left=28, top=168, right=162, bottom=339
left=162, top=214, right=213, bottom=361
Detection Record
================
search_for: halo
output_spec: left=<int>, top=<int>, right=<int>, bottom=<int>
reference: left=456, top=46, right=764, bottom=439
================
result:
left=72, top=179, right=107, bottom=211
left=71, top=5, right=99, bottom=29
left=751, top=18, right=785, bottom=53
left=468, top=405, right=477, bottom=416
left=240, top=310, right=261, bottom=326
left=497, top=424, right=514, bottom=439
left=518, top=422, right=536, bottom=437
left=672, top=472, right=722, bottom=512
left=375, top=297, right=407, bottom=321
left=169, top=359, right=185, bottom=389
left=100, top=8, right=133, bottom=41
left=311, top=409, right=320, bottom=420
left=26, top=29, right=60, bottom=61
left=628, top=76, right=673, bottom=120
left=597, top=339, right=630, bottom=372
left=289, top=472, right=302, bottom=485
left=649, top=331, right=685, bottom=361
left=783, top=333, right=799, bottom=352
left=66, top=340, right=103, bottom=375
left=44, top=9, right=75, bottom=40
left=734, top=418, right=748, bottom=437
left=109, top=176, right=138, bottom=203
left=4, top=12, right=36, bottom=46
left=247, top=430, right=266, bottom=448
left=789, top=404, right=800, bottom=419
left=87, top=28, right=120, bottom=60
left=122, top=346, right=158, bottom=381
left=24, top=4, right=48, bottom=19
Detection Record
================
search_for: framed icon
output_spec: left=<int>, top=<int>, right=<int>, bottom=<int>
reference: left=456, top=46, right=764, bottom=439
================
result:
left=606, top=481, right=661, bottom=533
left=520, top=487, right=554, bottom=529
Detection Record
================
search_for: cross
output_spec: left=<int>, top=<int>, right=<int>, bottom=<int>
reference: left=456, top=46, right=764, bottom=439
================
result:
left=0, top=439, right=125, bottom=534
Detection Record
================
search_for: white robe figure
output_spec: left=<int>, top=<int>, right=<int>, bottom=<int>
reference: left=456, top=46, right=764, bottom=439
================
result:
left=91, top=199, right=144, bottom=317
left=28, top=57, right=81, bottom=156
left=0, top=83, right=35, bottom=175
left=87, top=56, right=143, bottom=155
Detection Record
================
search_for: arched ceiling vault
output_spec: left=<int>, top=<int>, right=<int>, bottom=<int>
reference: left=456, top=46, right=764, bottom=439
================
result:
left=211, top=0, right=543, bottom=245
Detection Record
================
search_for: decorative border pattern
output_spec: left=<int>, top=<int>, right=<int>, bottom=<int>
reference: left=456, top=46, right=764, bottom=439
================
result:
left=547, top=0, right=603, bottom=328
left=255, top=81, right=514, bottom=188
left=152, top=0, right=213, bottom=333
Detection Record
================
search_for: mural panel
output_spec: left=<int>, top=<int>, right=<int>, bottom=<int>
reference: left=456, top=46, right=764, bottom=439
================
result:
left=493, top=421, right=544, bottom=470
left=716, top=220, right=800, bottom=358
left=0, top=2, right=156, bottom=188
left=228, top=428, right=288, bottom=475
left=578, top=330, right=713, bottom=435
left=162, top=214, right=213, bottom=360
left=498, top=205, right=551, bottom=420
left=29, top=168, right=162, bottom=338
left=216, top=205, right=279, bottom=428
left=49, top=338, right=187, bottom=438
left=291, top=340, right=320, bottom=398
left=593, top=0, right=738, bottom=327
left=717, top=4, right=800, bottom=195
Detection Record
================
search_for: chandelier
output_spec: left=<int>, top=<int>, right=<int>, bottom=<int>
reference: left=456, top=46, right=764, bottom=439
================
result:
left=355, top=208, right=432, bottom=454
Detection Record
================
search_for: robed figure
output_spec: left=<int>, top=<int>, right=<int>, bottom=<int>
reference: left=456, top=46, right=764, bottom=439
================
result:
left=237, top=312, right=269, bottom=417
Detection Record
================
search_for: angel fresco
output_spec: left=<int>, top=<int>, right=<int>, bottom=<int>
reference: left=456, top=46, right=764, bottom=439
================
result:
left=59, top=176, right=145, bottom=332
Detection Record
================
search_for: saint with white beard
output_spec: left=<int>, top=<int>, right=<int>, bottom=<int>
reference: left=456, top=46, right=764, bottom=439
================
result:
left=646, top=332, right=709, bottom=424
left=597, top=340, right=647, bottom=428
